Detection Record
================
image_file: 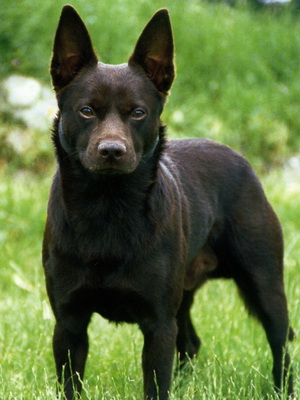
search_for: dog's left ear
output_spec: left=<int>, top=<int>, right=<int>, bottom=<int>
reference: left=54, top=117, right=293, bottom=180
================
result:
left=129, top=9, right=175, bottom=94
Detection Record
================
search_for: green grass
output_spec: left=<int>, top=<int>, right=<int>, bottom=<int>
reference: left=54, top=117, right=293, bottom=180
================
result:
left=0, top=166, right=299, bottom=399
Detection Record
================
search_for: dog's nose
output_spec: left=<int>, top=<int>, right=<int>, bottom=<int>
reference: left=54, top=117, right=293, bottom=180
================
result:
left=98, top=142, right=127, bottom=160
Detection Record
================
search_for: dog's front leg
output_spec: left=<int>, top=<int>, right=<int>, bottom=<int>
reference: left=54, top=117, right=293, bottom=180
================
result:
left=53, top=318, right=90, bottom=400
left=140, top=319, right=178, bottom=400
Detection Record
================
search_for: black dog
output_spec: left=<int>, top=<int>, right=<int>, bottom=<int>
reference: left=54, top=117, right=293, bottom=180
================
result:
left=43, top=6, right=294, bottom=399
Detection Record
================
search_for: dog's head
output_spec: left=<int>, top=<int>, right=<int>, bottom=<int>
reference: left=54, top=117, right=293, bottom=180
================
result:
left=51, top=6, right=175, bottom=175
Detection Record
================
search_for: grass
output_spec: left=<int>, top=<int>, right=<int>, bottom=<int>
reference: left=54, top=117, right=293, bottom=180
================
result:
left=0, top=164, right=299, bottom=399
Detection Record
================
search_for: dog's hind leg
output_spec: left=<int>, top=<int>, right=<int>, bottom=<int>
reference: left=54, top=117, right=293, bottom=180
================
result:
left=53, top=315, right=91, bottom=400
left=235, top=271, right=293, bottom=395
left=228, top=205, right=294, bottom=396
left=176, top=290, right=201, bottom=364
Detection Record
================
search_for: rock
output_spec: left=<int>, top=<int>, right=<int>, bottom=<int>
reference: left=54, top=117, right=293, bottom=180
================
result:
left=3, top=75, right=42, bottom=107
left=1, top=74, right=57, bottom=131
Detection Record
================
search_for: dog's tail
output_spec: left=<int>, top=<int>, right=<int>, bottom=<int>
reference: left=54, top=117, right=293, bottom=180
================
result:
left=288, top=326, right=295, bottom=341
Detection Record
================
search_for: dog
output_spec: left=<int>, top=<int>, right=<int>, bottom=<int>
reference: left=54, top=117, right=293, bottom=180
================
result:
left=43, top=5, right=294, bottom=399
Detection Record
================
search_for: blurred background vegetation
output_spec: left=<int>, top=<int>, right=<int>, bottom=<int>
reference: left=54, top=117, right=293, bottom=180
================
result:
left=1, top=0, right=300, bottom=172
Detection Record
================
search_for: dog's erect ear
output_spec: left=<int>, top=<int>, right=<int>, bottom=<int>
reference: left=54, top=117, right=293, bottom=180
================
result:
left=51, top=5, right=98, bottom=92
left=129, top=9, right=175, bottom=94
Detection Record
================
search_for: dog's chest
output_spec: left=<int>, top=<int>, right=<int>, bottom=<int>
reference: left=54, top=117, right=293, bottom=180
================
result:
left=71, top=286, right=153, bottom=323
left=61, top=261, right=155, bottom=324
left=64, top=190, right=154, bottom=261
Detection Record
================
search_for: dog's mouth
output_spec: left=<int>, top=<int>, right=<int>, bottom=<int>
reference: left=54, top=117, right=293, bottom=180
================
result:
left=79, top=151, right=141, bottom=175
left=86, top=166, right=135, bottom=175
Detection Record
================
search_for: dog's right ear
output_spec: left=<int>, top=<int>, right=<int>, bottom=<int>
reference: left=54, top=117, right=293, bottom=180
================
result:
left=51, top=5, right=98, bottom=92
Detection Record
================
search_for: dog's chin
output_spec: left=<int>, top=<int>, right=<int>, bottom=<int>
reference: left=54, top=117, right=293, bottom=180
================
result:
left=81, top=160, right=138, bottom=175
left=80, top=153, right=141, bottom=176
left=86, top=167, right=134, bottom=175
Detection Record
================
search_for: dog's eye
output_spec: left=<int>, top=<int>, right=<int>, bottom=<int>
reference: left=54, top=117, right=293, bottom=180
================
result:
left=132, top=108, right=146, bottom=120
left=79, top=107, right=95, bottom=118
